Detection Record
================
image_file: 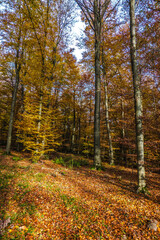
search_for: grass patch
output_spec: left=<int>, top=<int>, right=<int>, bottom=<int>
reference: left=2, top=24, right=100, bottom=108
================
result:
left=52, top=156, right=89, bottom=168
left=60, top=193, right=76, bottom=207
left=35, top=172, right=46, bottom=182
left=0, top=172, right=15, bottom=191
left=12, top=156, right=21, bottom=162
left=17, top=182, right=29, bottom=189
left=53, top=156, right=65, bottom=165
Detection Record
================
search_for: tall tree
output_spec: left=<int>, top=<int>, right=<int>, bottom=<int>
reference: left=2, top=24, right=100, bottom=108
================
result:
left=1, top=0, right=26, bottom=154
left=101, top=24, right=115, bottom=165
left=102, top=48, right=114, bottom=165
left=129, top=0, right=146, bottom=191
left=74, top=0, right=115, bottom=168
left=24, top=0, right=50, bottom=156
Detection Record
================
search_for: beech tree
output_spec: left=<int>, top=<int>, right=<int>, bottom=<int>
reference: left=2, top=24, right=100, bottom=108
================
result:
left=74, top=0, right=118, bottom=168
left=136, top=1, right=160, bottom=168
left=0, top=49, right=15, bottom=145
left=23, top=0, right=51, bottom=156
left=12, top=0, right=76, bottom=159
left=101, top=22, right=133, bottom=165
left=129, top=0, right=146, bottom=191
left=0, top=0, right=27, bottom=154
left=101, top=21, right=115, bottom=165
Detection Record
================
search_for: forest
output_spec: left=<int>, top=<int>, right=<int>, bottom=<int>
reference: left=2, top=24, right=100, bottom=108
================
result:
left=0, top=0, right=160, bottom=239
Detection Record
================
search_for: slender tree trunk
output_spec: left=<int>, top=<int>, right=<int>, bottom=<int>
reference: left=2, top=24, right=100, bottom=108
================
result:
left=17, top=83, right=25, bottom=152
left=74, top=0, right=112, bottom=168
left=6, top=17, right=22, bottom=154
left=94, top=0, right=101, bottom=168
left=104, top=81, right=114, bottom=165
left=78, top=95, right=82, bottom=154
left=72, top=91, right=76, bottom=152
left=102, top=38, right=114, bottom=165
left=36, top=56, right=44, bottom=156
left=36, top=56, right=45, bottom=156
left=129, top=0, right=146, bottom=191
left=116, top=69, right=126, bottom=164
left=77, top=117, right=80, bottom=154
left=89, top=95, right=92, bottom=155
left=6, top=61, right=20, bottom=154
left=36, top=90, right=43, bottom=149
left=121, top=99, right=127, bottom=165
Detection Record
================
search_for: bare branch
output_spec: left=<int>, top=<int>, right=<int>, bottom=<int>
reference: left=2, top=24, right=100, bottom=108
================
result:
left=101, top=0, right=110, bottom=19
left=74, top=0, right=94, bottom=30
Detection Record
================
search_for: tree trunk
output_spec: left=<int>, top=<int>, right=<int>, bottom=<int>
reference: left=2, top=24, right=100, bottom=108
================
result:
left=74, top=0, right=112, bottom=168
left=36, top=55, right=45, bottom=157
left=36, top=91, right=43, bottom=152
left=129, top=0, right=146, bottom=191
left=6, top=61, right=20, bottom=154
left=94, top=0, right=101, bottom=169
left=101, top=37, right=114, bottom=165
left=72, top=91, right=76, bottom=152
left=104, top=81, right=114, bottom=165
left=121, top=99, right=127, bottom=165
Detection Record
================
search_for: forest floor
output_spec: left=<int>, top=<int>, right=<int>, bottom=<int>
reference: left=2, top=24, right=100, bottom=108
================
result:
left=0, top=150, right=160, bottom=240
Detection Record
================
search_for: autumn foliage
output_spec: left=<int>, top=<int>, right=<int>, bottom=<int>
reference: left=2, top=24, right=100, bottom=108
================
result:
left=0, top=0, right=159, bottom=166
left=0, top=0, right=160, bottom=238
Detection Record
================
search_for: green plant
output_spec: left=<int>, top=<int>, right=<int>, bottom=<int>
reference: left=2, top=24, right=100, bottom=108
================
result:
left=53, top=157, right=65, bottom=165
left=32, top=155, right=40, bottom=163
left=52, top=156, right=89, bottom=168
left=12, top=156, right=21, bottom=162
left=18, top=182, right=29, bottom=189
left=60, top=194, right=76, bottom=207
left=137, top=186, right=151, bottom=195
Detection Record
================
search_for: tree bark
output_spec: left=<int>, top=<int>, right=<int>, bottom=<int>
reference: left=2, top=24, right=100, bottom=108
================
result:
left=102, top=37, right=114, bottom=165
left=129, top=0, right=146, bottom=191
left=72, top=90, right=76, bottom=152
left=121, top=98, right=127, bottom=165
left=6, top=61, right=20, bottom=154
left=94, top=0, right=101, bottom=168
left=6, top=4, right=23, bottom=154
left=36, top=89, right=43, bottom=151
left=104, top=81, right=114, bottom=165
left=74, top=0, right=111, bottom=168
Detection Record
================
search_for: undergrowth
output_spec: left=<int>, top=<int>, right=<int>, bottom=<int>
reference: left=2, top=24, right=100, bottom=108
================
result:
left=52, top=156, right=89, bottom=168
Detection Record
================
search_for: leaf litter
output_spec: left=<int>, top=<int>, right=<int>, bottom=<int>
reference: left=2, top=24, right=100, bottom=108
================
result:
left=0, top=152, right=160, bottom=239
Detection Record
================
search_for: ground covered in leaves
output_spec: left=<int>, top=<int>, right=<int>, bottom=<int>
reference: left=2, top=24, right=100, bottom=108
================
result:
left=0, top=150, right=160, bottom=239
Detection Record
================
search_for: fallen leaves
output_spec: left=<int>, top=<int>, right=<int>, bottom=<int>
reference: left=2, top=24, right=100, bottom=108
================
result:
left=0, top=152, right=160, bottom=239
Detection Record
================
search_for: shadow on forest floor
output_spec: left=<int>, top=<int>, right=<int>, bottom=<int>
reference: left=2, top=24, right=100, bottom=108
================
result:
left=0, top=151, right=160, bottom=239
